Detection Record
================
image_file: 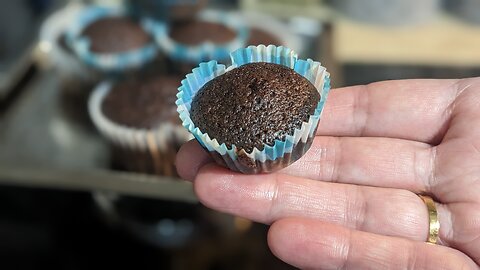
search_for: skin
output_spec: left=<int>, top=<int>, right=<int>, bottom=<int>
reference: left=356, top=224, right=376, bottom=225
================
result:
left=176, top=78, right=480, bottom=270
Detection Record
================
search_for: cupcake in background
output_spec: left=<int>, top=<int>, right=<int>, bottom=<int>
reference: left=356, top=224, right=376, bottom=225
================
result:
left=128, top=0, right=209, bottom=22
left=151, top=10, right=248, bottom=76
left=89, top=74, right=192, bottom=176
left=67, top=6, right=162, bottom=76
left=81, top=17, right=150, bottom=54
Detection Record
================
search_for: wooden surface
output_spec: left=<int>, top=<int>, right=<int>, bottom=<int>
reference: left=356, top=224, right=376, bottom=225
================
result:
left=332, top=16, right=480, bottom=67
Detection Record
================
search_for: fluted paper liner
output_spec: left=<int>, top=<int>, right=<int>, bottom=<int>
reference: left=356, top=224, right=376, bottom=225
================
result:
left=68, top=6, right=159, bottom=72
left=177, top=45, right=331, bottom=174
left=89, top=81, right=193, bottom=175
left=150, top=10, right=248, bottom=63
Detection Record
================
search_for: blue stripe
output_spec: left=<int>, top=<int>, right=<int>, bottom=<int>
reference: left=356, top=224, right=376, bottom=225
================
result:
left=152, top=11, right=248, bottom=64
left=67, top=6, right=159, bottom=72
left=177, top=45, right=331, bottom=162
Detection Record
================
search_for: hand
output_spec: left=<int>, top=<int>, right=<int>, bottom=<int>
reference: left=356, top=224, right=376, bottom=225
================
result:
left=176, top=78, right=480, bottom=269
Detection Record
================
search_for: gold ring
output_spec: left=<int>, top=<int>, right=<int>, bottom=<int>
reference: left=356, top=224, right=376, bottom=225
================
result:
left=419, top=195, right=440, bottom=244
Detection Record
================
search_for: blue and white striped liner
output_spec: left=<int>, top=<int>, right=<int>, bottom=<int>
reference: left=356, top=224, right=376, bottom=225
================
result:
left=177, top=45, right=331, bottom=164
left=67, top=6, right=159, bottom=72
left=150, top=10, right=249, bottom=63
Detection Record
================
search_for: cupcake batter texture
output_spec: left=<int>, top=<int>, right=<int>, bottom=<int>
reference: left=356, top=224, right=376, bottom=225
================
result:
left=190, top=62, right=320, bottom=153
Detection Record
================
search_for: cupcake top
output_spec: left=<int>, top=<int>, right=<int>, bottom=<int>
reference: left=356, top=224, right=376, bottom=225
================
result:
left=102, top=76, right=181, bottom=129
left=153, top=11, right=248, bottom=64
left=247, top=28, right=282, bottom=47
left=81, top=17, right=151, bottom=53
left=190, top=62, right=320, bottom=152
left=169, top=20, right=236, bottom=45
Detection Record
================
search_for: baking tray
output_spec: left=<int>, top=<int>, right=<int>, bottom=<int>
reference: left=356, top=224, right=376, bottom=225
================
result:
left=0, top=68, right=196, bottom=203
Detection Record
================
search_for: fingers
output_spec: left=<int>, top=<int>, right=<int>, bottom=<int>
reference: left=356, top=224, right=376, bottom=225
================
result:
left=282, top=136, right=434, bottom=192
left=319, top=79, right=460, bottom=144
left=268, top=218, right=479, bottom=270
left=178, top=136, right=435, bottom=193
left=177, top=78, right=463, bottom=183
left=437, top=203, right=480, bottom=265
left=193, top=165, right=433, bottom=241
left=176, top=139, right=212, bottom=181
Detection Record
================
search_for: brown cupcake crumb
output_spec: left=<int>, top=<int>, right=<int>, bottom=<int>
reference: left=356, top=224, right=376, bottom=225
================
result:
left=190, top=62, right=320, bottom=152
left=169, top=20, right=236, bottom=45
left=102, top=76, right=181, bottom=129
left=82, top=17, right=151, bottom=53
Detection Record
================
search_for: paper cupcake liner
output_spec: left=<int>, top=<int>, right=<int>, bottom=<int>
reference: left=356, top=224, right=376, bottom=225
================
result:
left=67, top=6, right=159, bottom=72
left=39, top=3, right=97, bottom=80
left=177, top=45, right=330, bottom=174
left=149, top=9, right=248, bottom=64
left=89, top=81, right=193, bottom=175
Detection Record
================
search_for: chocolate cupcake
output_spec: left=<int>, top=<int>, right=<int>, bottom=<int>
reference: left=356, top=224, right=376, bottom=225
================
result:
left=89, top=76, right=192, bottom=176
left=190, top=62, right=319, bottom=153
left=247, top=28, right=282, bottom=47
left=80, top=17, right=151, bottom=53
left=169, top=20, right=236, bottom=45
left=101, top=76, right=179, bottom=128
left=68, top=6, right=159, bottom=72
left=177, top=45, right=330, bottom=174
left=152, top=10, right=248, bottom=75
left=129, top=0, right=209, bottom=22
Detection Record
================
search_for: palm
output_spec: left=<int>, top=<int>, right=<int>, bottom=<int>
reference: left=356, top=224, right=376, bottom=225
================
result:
left=177, top=78, right=480, bottom=269
left=432, top=81, right=480, bottom=260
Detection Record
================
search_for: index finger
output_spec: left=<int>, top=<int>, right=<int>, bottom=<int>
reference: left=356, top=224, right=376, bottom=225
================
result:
left=318, top=79, right=461, bottom=144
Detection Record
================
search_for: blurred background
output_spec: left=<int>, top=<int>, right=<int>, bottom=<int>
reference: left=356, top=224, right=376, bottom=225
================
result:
left=1, top=0, right=479, bottom=269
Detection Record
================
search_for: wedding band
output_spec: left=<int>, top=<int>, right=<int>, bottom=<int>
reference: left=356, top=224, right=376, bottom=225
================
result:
left=419, top=195, right=440, bottom=244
